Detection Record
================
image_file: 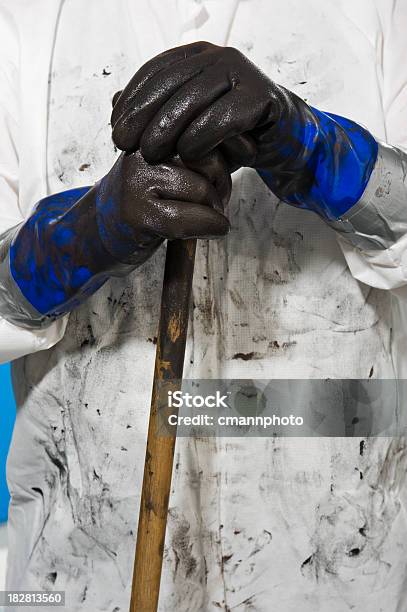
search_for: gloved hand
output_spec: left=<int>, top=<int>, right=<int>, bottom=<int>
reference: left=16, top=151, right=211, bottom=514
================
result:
left=3, top=149, right=230, bottom=327
left=111, top=41, right=378, bottom=221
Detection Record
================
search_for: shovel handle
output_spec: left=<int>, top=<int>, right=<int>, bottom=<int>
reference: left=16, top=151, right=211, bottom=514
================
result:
left=129, top=238, right=196, bottom=612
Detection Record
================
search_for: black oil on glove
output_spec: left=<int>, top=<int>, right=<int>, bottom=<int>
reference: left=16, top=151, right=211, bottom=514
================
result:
left=95, top=149, right=231, bottom=264
left=111, top=41, right=378, bottom=221
left=5, top=149, right=230, bottom=326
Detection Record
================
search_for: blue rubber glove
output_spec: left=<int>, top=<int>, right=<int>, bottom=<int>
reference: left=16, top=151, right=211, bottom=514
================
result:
left=254, top=107, right=378, bottom=221
left=1, top=150, right=230, bottom=327
left=111, top=42, right=378, bottom=222
left=8, top=186, right=112, bottom=318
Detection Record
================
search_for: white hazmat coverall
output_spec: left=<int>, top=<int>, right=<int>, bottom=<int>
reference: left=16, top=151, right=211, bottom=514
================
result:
left=1, top=0, right=407, bottom=610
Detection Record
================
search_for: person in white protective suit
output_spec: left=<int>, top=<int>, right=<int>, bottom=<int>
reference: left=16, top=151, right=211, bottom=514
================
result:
left=1, top=0, right=407, bottom=610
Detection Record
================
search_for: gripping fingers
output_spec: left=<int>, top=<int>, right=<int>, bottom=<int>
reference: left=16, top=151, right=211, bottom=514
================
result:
left=112, top=47, right=217, bottom=151
left=177, top=90, right=256, bottom=161
left=140, top=67, right=232, bottom=163
left=184, top=150, right=232, bottom=210
left=147, top=199, right=230, bottom=240
left=155, top=165, right=225, bottom=212
left=111, top=42, right=212, bottom=127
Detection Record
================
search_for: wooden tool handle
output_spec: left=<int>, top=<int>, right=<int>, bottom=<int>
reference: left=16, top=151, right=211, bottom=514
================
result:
left=129, top=238, right=197, bottom=612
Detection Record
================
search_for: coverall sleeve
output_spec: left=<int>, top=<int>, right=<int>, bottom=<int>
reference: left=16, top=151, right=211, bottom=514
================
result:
left=0, top=6, right=67, bottom=364
left=333, top=0, right=407, bottom=296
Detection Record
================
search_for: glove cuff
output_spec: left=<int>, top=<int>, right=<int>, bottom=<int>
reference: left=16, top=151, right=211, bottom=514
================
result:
left=4, top=187, right=132, bottom=323
left=256, top=95, right=378, bottom=220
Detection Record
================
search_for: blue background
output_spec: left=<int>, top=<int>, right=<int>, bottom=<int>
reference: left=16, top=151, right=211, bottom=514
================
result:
left=0, top=363, right=16, bottom=522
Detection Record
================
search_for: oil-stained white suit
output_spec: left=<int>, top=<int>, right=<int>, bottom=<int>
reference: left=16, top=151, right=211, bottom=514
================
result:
left=1, top=1, right=407, bottom=610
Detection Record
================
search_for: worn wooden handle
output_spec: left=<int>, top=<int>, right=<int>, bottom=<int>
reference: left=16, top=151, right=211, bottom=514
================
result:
left=129, top=238, right=197, bottom=612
